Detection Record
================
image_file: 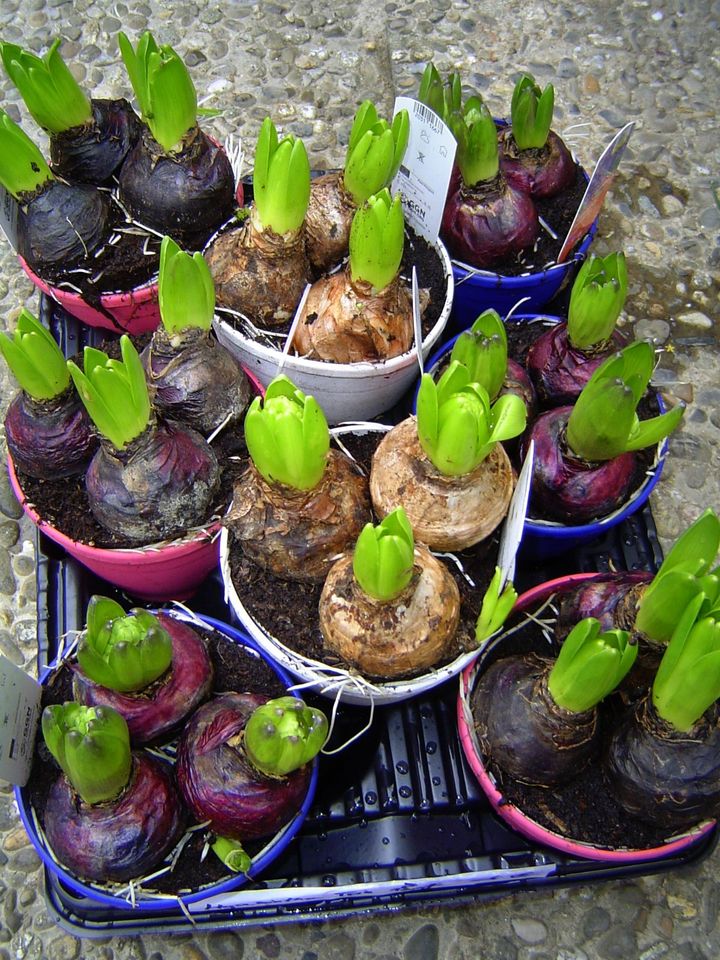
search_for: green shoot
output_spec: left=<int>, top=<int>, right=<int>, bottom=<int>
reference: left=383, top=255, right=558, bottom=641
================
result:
left=417, top=62, right=462, bottom=122
left=448, top=309, right=508, bottom=400
left=343, top=100, right=409, bottom=205
left=567, top=252, right=628, bottom=350
left=548, top=618, right=637, bottom=713
left=67, top=335, right=152, bottom=450
left=510, top=74, right=554, bottom=150
left=77, top=595, right=173, bottom=693
left=446, top=97, right=499, bottom=187
left=158, top=235, right=215, bottom=336
left=0, top=110, right=54, bottom=198
left=475, top=567, right=518, bottom=645
left=652, top=595, right=720, bottom=731
left=566, top=341, right=685, bottom=462
left=348, top=189, right=404, bottom=293
left=41, top=702, right=132, bottom=805
left=244, top=697, right=328, bottom=778
left=0, top=308, right=70, bottom=400
left=244, top=375, right=329, bottom=490
left=416, top=361, right=526, bottom=476
left=352, top=507, right=415, bottom=602
left=0, top=39, right=92, bottom=134
left=253, top=117, right=311, bottom=235
left=118, top=30, right=197, bottom=153
left=635, top=509, right=720, bottom=644
left=211, top=837, right=252, bottom=873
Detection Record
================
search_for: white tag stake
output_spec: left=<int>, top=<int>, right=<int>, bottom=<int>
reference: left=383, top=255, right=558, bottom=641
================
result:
left=0, top=185, right=19, bottom=250
left=412, top=266, right=423, bottom=375
left=277, top=283, right=311, bottom=376
left=0, top=656, right=42, bottom=787
left=497, top=440, right=534, bottom=587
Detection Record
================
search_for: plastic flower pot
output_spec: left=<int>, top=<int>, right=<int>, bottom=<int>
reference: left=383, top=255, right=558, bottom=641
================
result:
left=448, top=166, right=597, bottom=332
left=7, top=452, right=219, bottom=602
left=221, top=423, right=505, bottom=707
left=18, top=256, right=161, bottom=335
left=14, top=608, right=319, bottom=911
left=457, top=573, right=717, bottom=863
left=212, top=237, right=454, bottom=425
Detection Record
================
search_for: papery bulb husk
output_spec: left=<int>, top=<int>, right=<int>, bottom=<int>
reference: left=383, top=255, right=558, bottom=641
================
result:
left=176, top=692, right=312, bottom=841
left=72, top=614, right=213, bottom=744
left=304, top=171, right=356, bottom=274
left=472, top=654, right=601, bottom=788
left=43, top=752, right=186, bottom=883
left=499, top=128, right=577, bottom=199
left=291, top=270, right=414, bottom=363
left=521, top=407, right=638, bottom=524
left=370, top=416, right=515, bottom=552
left=17, top=179, right=110, bottom=272
left=50, top=98, right=141, bottom=185
left=526, top=321, right=629, bottom=406
left=440, top=173, right=538, bottom=270
left=5, top=388, right=98, bottom=479
left=225, top=449, right=371, bottom=583
left=143, top=327, right=252, bottom=436
left=119, top=125, right=235, bottom=249
left=205, top=214, right=312, bottom=326
left=555, top=574, right=662, bottom=699
left=319, top=544, right=461, bottom=679
left=85, top=418, right=220, bottom=544
left=606, top=696, right=720, bottom=830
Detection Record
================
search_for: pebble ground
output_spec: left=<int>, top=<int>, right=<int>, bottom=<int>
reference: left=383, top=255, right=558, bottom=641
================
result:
left=0, top=1, right=719, bottom=958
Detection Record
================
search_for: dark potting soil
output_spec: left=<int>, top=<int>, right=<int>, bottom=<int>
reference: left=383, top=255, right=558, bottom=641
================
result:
left=227, top=429, right=501, bottom=679
left=469, top=604, right=693, bottom=850
left=26, top=624, right=290, bottom=898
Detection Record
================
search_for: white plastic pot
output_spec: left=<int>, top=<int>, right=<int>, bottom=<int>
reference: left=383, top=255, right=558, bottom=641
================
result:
left=212, top=239, right=454, bottom=425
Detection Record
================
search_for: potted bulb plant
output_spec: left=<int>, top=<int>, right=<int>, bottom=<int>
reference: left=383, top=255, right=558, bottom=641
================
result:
left=521, top=340, right=685, bottom=554
left=9, top=335, right=224, bottom=599
left=419, top=64, right=596, bottom=326
left=1, top=308, right=98, bottom=480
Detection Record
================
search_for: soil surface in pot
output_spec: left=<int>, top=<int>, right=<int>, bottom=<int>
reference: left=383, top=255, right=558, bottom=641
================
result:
left=227, top=431, right=501, bottom=680
left=218, top=225, right=448, bottom=348
left=469, top=600, right=705, bottom=850
left=26, top=624, right=292, bottom=898
left=450, top=163, right=588, bottom=277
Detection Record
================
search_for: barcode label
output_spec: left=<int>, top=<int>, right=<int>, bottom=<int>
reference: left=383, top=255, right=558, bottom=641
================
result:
left=413, top=101, right=443, bottom=134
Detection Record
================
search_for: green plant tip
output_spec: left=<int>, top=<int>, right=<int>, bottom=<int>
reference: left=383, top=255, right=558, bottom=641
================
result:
left=353, top=506, right=415, bottom=602
left=158, top=235, right=215, bottom=335
left=349, top=188, right=405, bottom=293
left=0, top=110, right=54, bottom=199
left=252, top=116, right=310, bottom=235
left=0, top=308, right=70, bottom=400
left=548, top=618, right=637, bottom=713
left=511, top=74, right=554, bottom=150
left=567, top=252, right=628, bottom=350
left=244, top=696, right=328, bottom=777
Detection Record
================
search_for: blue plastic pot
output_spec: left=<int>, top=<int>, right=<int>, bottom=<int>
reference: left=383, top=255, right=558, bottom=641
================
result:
left=15, top=611, right=319, bottom=912
left=416, top=315, right=669, bottom=561
left=447, top=162, right=597, bottom=332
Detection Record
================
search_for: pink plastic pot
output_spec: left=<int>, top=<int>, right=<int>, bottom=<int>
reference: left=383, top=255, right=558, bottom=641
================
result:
left=19, top=256, right=160, bottom=335
left=457, top=573, right=717, bottom=863
left=8, top=454, right=219, bottom=602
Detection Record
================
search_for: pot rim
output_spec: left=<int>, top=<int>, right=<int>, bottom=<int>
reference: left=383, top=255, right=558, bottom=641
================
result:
left=14, top=607, right=319, bottom=911
left=457, top=573, right=717, bottom=862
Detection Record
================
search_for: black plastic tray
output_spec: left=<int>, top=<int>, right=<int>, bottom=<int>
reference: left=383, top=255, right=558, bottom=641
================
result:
left=30, top=300, right=717, bottom=936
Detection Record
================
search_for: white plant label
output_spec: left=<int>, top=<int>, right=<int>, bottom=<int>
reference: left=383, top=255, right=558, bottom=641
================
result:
left=0, top=657, right=41, bottom=786
left=412, top=266, right=423, bottom=374
left=497, top=440, right=534, bottom=587
left=391, top=97, right=456, bottom=244
left=0, top=185, right=19, bottom=250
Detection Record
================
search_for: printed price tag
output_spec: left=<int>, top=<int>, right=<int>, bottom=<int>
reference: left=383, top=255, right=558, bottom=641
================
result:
left=557, top=121, right=635, bottom=263
left=391, top=97, right=456, bottom=244
left=0, top=656, right=41, bottom=786
left=0, top=185, right=19, bottom=250
left=497, top=440, right=534, bottom=586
